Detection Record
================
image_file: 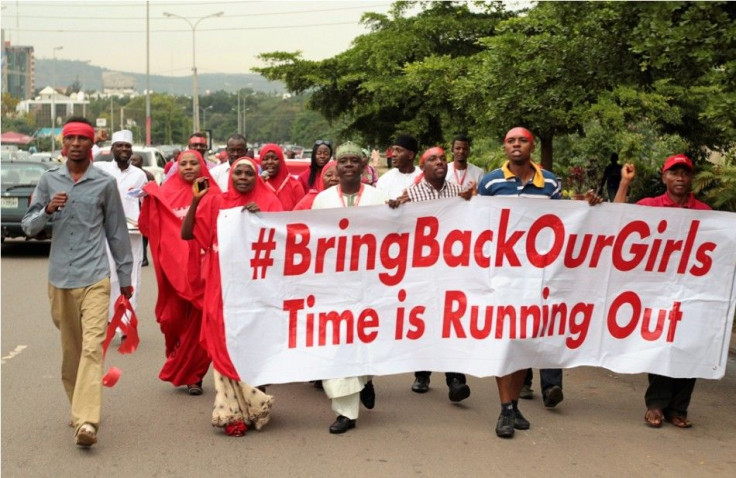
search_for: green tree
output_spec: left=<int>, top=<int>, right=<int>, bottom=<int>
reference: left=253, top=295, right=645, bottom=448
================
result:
left=257, top=1, right=513, bottom=148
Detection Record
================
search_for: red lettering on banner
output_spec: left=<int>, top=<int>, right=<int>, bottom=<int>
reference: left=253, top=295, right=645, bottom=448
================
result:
left=563, top=234, right=591, bottom=268
left=379, top=233, right=409, bottom=286
left=284, top=296, right=381, bottom=348
left=607, top=291, right=683, bottom=342
left=588, top=234, right=615, bottom=267
left=444, top=229, right=472, bottom=267
left=690, top=241, right=715, bottom=276
left=278, top=211, right=716, bottom=281
left=677, top=220, right=699, bottom=274
left=441, top=289, right=592, bottom=348
left=413, top=217, right=439, bottom=267
left=526, top=214, right=565, bottom=267
left=473, top=230, right=493, bottom=267
left=315, top=236, right=336, bottom=273
left=612, top=222, right=649, bottom=271
left=284, top=224, right=311, bottom=276
left=495, top=209, right=523, bottom=267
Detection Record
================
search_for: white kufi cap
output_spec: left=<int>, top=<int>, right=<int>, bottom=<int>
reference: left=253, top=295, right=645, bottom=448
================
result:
left=111, top=129, right=133, bottom=145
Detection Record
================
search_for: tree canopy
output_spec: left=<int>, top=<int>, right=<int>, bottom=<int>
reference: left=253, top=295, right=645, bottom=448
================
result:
left=257, top=1, right=736, bottom=173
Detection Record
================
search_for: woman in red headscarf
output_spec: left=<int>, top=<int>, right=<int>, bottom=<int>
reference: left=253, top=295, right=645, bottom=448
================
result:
left=293, top=160, right=338, bottom=211
left=258, top=143, right=305, bottom=211
left=138, top=149, right=219, bottom=395
left=181, top=157, right=282, bottom=436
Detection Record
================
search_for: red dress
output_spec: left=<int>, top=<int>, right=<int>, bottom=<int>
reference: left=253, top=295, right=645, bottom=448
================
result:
left=192, top=158, right=284, bottom=380
left=138, top=150, right=220, bottom=386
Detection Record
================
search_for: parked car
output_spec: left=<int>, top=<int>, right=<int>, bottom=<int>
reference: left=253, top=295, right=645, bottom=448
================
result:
left=1, top=160, right=55, bottom=241
left=94, top=146, right=166, bottom=183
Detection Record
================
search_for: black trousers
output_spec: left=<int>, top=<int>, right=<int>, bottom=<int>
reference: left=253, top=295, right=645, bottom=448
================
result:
left=644, top=374, right=696, bottom=417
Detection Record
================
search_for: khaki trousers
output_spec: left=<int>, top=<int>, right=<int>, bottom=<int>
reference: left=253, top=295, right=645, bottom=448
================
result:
left=49, top=278, right=110, bottom=431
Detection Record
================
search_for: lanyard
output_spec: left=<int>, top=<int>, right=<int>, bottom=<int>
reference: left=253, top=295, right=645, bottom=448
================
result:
left=338, top=184, right=364, bottom=207
left=453, top=164, right=468, bottom=187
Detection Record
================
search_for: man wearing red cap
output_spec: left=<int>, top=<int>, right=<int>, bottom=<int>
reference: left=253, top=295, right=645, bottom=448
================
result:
left=478, top=126, right=602, bottom=439
left=389, top=146, right=474, bottom=402
left=22, top=117, right=133, bottom=447
left=614, top=154, right=709, bottom=429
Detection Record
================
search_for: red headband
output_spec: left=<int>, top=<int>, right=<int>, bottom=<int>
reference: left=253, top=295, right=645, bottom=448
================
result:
left=61, top=122, right=96, bottom=159
left=505, top=127, right=535, bottom=145
left=420, top=147, right=445, bottom=167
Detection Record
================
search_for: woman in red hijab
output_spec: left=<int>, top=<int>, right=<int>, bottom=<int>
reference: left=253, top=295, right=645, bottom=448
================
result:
left=259, top=143, right=305, bottom=211
left=182, top=157, right=282, bottom=436
left=138, top=150, right=219, bottom=395
left=293, top=160, right=338, bottom=211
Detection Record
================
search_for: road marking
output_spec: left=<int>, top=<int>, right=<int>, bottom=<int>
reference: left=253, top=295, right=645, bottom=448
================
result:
left=1, top=345, right=28, bottom=364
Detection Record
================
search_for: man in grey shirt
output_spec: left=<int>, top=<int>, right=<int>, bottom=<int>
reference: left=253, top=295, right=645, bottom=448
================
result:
left=22, top=117, right=133, bottom=448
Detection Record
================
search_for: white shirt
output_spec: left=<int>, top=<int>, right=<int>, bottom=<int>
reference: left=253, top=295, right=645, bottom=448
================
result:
left=375, top=167, right=422, bottom=200
left=94, top=160, right=147, bottom=231
left=312, top=183, right=388, bottom=209
left=210, top=161, right=231, bottom=191
left=446, top=161, right=485, bottom=189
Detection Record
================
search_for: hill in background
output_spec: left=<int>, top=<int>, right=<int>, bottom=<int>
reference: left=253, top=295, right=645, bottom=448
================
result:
left=34, top=58, right=285, bottom=96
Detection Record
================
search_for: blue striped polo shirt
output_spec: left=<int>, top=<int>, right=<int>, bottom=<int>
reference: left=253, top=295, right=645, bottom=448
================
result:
left=478, top=161, right=561, bottom=199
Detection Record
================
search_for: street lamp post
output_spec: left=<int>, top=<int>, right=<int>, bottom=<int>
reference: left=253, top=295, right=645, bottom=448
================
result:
left=163, top=10, right=223, bottom=133
left=199, top=105, right=213, bottom=131
left=51, top=46, right=63, bottom=153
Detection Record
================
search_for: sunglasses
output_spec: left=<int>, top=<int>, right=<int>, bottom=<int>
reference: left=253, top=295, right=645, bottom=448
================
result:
left=314, top=140, right=332, bottom=147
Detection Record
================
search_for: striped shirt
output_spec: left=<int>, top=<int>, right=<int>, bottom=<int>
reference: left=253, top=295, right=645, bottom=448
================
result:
left=406, top=178, right=463, bottom=202
left=478, top=161, right=561, bottom=199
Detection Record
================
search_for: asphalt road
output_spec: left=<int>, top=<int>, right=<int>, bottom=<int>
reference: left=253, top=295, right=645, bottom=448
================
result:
left=2, top=239, right=736, bottom=477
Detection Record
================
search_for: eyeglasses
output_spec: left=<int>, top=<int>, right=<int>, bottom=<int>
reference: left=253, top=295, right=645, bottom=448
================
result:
left=314, top=140, right=331, bottom=147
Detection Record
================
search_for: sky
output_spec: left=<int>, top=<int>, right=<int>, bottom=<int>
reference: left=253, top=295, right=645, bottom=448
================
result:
left=0, top=0, right=400, bottom=76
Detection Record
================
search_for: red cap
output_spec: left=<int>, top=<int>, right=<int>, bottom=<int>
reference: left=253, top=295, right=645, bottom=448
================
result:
left=662, top=154, right=693, bottom=172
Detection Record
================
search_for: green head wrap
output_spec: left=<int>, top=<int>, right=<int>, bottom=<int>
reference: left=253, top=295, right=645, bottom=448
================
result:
left=335, top=141, right=363, bottom=159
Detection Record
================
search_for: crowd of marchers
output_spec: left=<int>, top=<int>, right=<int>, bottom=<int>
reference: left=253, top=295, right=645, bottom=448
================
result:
left=22, top=116, right=708, bottom=447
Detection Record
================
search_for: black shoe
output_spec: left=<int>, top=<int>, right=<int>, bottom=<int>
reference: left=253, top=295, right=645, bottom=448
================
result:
left=543, top=385, right=564, bottom=408
left=447, top=378, right=470, bottom=402
left=329, top=415, right=356, bottom=434
left=495, top=412, right=515, bottom=438
left=360, top=380, right=375, bottom=409
left=141, top=258, right=149, bottom=267
left=412, top=376, right=430, bottom=393
left=187, top=380, right=203, bottom=396
left=513, top=408, right=530, bottom=430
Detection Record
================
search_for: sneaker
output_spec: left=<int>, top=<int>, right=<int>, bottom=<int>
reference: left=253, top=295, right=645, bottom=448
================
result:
left=513, top=408, right=530, bottom=430
left=520, top=384, right=534, bottom=400
left=75, top=423, right=97, bottom=447
left=543, top=385, right=564, bottom=408
left=447, top=378, right=471, bottom=402
left=411, top=376, right=430, bottom=393
left=495, top=412, right=515, bottom=438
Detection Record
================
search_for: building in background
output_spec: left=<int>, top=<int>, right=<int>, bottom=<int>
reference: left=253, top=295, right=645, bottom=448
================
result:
left=2, top=31, right=35, bottom=100
left=16, top=87, right=89, bottom=134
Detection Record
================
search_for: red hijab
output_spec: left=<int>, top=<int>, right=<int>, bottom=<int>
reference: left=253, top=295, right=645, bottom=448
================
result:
left=158, top=149, right=220, bottom=213
left=259, top=143, right=305, bottom=210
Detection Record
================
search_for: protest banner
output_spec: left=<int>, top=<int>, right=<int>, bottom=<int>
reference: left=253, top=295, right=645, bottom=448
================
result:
left=218, top=197, right=736, bottom=386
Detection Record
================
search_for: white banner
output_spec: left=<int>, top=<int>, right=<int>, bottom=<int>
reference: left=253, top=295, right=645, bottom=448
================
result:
left=218, top=197, right=736, bottom=386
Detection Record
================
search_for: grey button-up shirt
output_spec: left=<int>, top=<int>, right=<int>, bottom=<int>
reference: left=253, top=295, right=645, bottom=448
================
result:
left=22, top=162, right=133, bottom=289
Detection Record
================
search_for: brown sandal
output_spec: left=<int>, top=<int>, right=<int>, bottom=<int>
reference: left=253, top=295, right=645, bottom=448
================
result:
left=644, top=409, right=663, bottom=428
left=666, top=414, right=692, bottom=428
